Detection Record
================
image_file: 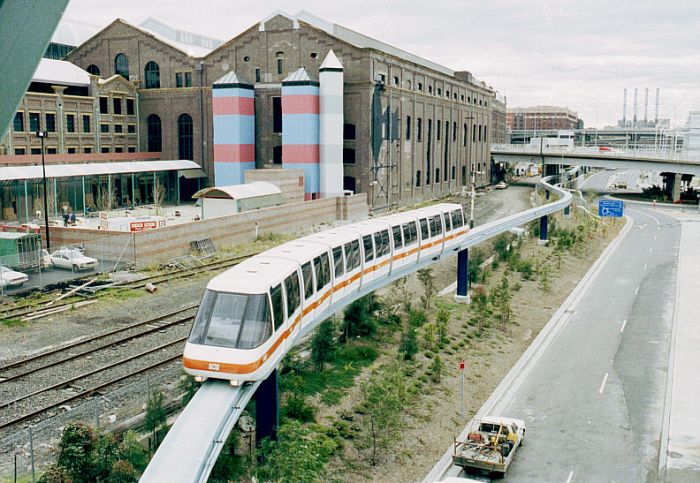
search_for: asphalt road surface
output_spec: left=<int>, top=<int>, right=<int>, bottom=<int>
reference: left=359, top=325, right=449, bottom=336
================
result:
left=437, top=203, right=686, bottom=482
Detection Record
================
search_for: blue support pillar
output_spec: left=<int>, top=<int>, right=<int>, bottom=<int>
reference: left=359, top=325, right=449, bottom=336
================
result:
left=255, top=368, right=279, bottom=446
left=539, top=215, right=548, bottom=245
left=563, top=204, right=571, bottom=218
left=545, top=189, right=550, bottom=200
left=454, top=248, right=470, bottom=304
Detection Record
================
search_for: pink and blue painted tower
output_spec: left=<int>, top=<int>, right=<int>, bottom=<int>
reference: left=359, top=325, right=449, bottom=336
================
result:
left=282, top=68, right=320, bottom=200
left=212, top=71, right=255, bottom=186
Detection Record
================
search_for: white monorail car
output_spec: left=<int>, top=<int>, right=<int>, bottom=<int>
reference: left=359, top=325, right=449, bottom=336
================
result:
left=183, top=203, right=468, bottom=384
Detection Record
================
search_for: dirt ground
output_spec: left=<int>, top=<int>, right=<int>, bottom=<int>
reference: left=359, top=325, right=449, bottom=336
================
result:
left=319, top=203, right=623, bottom=482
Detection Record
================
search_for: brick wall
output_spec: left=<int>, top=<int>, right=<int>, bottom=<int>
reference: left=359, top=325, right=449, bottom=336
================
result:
left=46, top=194, right=367, bottom=268
left=244, top=168, right=304, bottom=204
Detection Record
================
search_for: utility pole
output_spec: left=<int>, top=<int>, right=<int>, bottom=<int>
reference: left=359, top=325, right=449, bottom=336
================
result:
left=35, top=130, right=51, bottom=251
left=465, top=116, right=475, bottom=228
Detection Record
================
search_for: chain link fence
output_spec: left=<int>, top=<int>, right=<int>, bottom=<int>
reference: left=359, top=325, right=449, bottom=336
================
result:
left=0, top=364, right=183, bottom=482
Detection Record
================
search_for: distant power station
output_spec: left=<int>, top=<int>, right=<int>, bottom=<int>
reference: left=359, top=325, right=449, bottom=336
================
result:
left=619, top=87, right=664, bottom=129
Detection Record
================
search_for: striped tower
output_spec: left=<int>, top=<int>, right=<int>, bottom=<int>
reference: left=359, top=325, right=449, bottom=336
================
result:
left=282, top=68, right=320, bottom=200
left=212, top=71, right=255, bottom=186
left=319, top=50, right=344, bottom=198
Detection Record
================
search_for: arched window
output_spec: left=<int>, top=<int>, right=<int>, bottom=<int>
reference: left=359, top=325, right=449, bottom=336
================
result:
left=147, top=114, right=162, bottom=152
left=144, top=61, right=160, bottom=88
left=86, top=64, right=100, bottom=76
left=178, top=113, right=193, bottom=160
left=114, top=53, right=129, bottom=79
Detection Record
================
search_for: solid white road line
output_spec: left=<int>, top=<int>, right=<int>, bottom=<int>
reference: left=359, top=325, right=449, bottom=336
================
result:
left=566, top=470, right=574, bottom=483
left=621, top=319, right=627, bottom=333
left=599, top=373, right=609, bottom=394
left=635, top=286, right=639, bottom=296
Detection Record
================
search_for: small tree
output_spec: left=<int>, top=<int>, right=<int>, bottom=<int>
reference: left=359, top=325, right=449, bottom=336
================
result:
left=469, top=286, right=492, bottom=335
left=399, top=325, right=418, bottom=361
left=436, top=309, right=450, bottom=346
left=107, top=460, right=138, bottom=483
left=491, top=273, right=513, bottom=327
left=57, top=422, right=97, bottom=483
left=408, top=308, right=428, bottom=328
left=341, top=294, right=380, bottom=341
left=311, top=319, right=336, bottom=370
left=429, top=355, right=444, bottom=383
left=144, top=390, right=167, bottom=450
left=469, top=248, right=486, bottom=284
left=282, top=376, right=316, bottom=423
left=179, top=373, right=200, bottom=405
left=256, top=420, right=336, bottom=483
left=422, top=322, right=436, bottom=351
left=417, top=268, right=436, bottom=309
left=539, top=263, right=551, bottom=292
left=119, top=430, right=149, bottom=472
left=38, top=464, right=73, bottom=483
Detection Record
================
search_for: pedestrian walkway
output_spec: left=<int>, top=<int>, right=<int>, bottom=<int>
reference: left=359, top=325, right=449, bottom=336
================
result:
left=664, top=210, right=700, bottom=480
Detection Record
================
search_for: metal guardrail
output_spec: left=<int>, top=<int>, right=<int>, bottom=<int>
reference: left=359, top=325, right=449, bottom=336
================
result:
left=139, top=175, right=571, bottom=483
left=491, top=143, right=700, bottom=164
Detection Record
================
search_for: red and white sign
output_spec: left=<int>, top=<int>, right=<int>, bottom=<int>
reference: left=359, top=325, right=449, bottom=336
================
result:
left=129, top=220, right=165, bottom=232
left=459, top=359, right=465, bottom=371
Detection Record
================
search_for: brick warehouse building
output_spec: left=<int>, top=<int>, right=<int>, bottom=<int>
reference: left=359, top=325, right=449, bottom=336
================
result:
left=66, top=11, right=504, bottom=211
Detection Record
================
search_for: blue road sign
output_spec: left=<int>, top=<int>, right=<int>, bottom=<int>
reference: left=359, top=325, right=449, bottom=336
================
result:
left=598, top=199, right=624, bottom=217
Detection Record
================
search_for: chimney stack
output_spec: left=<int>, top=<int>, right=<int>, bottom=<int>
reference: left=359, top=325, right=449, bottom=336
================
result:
left=622, top=88, right=627, bottom=125
left=633, top=88, right=638, bottom=127
left=655, top=88, right=660, bottom=123
left=644, top=87, right=649, bottom=122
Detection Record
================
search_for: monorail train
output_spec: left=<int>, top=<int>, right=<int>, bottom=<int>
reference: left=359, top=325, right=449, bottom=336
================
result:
left=183, top=203, right=468, bottom=385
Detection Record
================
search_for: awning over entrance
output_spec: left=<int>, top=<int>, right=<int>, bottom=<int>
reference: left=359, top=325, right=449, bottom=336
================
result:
left=0, top=160, right=204, bottom=182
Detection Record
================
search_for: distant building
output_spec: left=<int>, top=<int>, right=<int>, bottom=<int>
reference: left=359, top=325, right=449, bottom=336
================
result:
left=507, top=106, right=581, bottom=131
left=491, top=94, right=507, bottom=144
left=66, top=10, right=504, bottom=210
left=1, top=58, right=139, bottom=157
left=679, top=111, right=700, bottom=155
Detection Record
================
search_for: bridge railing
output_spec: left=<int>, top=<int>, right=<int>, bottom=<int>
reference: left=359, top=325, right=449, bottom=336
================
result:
left=491, top=143, right=700, bottom=163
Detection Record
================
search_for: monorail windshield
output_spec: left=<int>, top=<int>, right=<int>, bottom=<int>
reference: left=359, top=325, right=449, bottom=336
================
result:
left=188, top=290, right=272, bottom=349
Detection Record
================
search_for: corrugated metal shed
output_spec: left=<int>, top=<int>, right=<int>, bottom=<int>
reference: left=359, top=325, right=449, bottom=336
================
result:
left=193, top=182, right=281, bottom=201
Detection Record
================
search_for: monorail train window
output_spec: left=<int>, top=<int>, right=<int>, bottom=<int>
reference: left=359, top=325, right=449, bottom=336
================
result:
left=429, top=217, right=438, bottom=237
left=419, top=218, right=429, bottom=240
left=432, top=215, right=443, bottom=236
left=345, top=239, right=361, bottom=271
left=271, top=284, right=284, bottom=329
left=444, top=213, right=452, bottom=231
left=188, top=290, right=272, bottom=350
left=302, top=262, right=314, bottom=300
left=380, top=230, right=391, bottom=256
left=451, top=209, right=464, bottom=228
left=392, top=225, right=403, bottom=249
left=314, top=253, right=331, bottom=291
left=284, top=272, right=301, bottom=315
left=333, top=246, right=344, bottom=278
left=403, top=222, right=418, bottom=246
left=363, top=235, right=374, bottom=262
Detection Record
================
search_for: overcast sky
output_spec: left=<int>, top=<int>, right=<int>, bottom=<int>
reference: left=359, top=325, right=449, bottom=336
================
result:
left=63, top=0, right=700, bottom=128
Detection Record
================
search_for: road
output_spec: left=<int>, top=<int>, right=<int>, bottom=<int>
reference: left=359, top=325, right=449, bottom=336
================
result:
left=435, top=202, right=690, bottom=482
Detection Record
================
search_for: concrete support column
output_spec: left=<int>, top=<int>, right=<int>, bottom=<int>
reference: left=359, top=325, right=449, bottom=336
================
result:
left=256, top=368, right=279, bottom=446
left=545, top=189, right=550, bottom=200
left=539, top=215, right=548, bottom=245
left=454, top=248, right=470, bottom=304
left=672, top=173, right=682, bottom=203
left=563, top=204, right=571, bottom=219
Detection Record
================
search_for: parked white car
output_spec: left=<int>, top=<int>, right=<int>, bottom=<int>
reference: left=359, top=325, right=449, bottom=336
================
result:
left=46, top=248, right=98, bottom=271
left=0, top=266, right=29, bottom=288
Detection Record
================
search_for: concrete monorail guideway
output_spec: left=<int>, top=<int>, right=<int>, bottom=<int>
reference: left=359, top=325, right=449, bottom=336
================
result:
left=140, top=175, right=572, bottom=483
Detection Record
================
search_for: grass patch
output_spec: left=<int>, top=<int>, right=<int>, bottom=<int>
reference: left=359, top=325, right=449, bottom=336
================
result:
left=320, top=389, right=344, bottom=406
left=1, top=318, right=26, bottom=328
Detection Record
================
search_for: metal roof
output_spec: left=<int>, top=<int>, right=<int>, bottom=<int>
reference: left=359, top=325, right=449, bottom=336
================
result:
left=0, top=160, right=202, bottom=182
left=192, top=181, right=281, bottom=200
left=283, top=67, right=315, bottom=83
left=213, top=70, right=252, bottom=86
left=32, top=58, right=91, bottom=87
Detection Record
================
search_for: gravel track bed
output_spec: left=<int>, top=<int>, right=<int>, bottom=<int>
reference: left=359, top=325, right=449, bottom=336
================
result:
left=0, top=310, right=195, bottom=378
left=0, top=320, right=190, bottom=406
left=0, top=342, right=184, bottom=432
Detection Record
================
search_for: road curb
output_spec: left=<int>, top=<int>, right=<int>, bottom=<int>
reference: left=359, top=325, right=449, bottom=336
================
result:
left=423, top=214, right=634, bottom=483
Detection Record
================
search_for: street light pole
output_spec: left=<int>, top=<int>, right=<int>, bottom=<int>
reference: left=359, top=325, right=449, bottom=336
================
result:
left=35, top=131, right=50, bottom=251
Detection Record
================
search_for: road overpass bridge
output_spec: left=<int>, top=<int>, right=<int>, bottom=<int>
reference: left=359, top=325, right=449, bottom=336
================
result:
left=140, top=175, right=572, bottom=482
left=491, top=144, right=700, bottom=177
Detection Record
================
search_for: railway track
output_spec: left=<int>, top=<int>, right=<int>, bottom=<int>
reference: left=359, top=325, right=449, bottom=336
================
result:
left=0, top=251, right=258, bottom=322
left=0, top=308, right=197, bottom=432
